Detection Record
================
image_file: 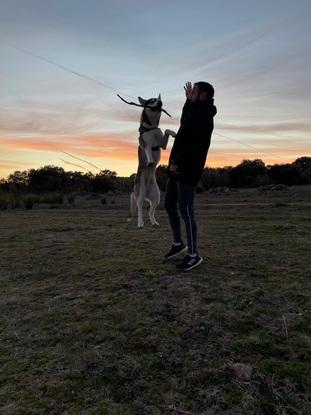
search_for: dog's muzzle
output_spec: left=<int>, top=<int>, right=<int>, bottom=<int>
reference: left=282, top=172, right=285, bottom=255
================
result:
left=150, top=104, right=162, bottom=112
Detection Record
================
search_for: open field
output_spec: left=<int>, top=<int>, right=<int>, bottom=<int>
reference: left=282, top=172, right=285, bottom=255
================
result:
left=0, top=186, right=310, bottom=414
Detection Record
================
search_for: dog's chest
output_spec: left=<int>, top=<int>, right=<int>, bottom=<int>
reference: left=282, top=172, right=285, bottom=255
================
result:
left=140, top=109, right=160, bottom=130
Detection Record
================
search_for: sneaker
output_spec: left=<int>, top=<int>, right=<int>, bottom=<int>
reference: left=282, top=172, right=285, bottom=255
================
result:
left=164, top=243, right=188, bottom=260
left=176, top=254, right=203, bottom=271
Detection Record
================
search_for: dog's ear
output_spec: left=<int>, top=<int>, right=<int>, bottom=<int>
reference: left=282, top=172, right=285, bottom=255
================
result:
left=138, top=96, right=146, bottom=106
left=158, top=93, right=161, bottom=100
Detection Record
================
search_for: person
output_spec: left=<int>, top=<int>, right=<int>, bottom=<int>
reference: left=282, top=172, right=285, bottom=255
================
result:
left=164, top=81, right=217, bottom=271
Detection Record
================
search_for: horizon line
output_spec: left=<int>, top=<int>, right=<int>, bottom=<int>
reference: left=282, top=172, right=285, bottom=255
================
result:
left=1, top=155, right=309, bottom=181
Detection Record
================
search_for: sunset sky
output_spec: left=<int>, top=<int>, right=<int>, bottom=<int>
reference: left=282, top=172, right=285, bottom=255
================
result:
left=0, top=0, right=310, bottom=178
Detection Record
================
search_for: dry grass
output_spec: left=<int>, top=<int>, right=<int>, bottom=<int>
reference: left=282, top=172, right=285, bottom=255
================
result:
left=0, top=186, right=310, bottom=414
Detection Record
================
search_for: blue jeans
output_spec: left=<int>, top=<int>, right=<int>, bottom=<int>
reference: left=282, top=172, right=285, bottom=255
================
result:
left=164, top=178, right=197, bottom=255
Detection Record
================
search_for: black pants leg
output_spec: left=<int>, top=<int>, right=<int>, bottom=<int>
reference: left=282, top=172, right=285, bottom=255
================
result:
left=178, top=181, right=197, bottom=255
left=164, top=178, right=182, bottom=244
left=165, top=178, right=198, bottom=255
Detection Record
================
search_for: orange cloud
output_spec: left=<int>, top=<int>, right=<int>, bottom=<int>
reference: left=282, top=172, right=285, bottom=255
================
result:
left=0, top=159, right=33, bottom=169
left=0, top=123, right=305, bottom=180
left=0, top=132, right=139, bottom=163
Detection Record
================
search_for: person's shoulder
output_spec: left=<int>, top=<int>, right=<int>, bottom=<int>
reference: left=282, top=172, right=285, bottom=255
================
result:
left=197, top=102, right=217, bottom=117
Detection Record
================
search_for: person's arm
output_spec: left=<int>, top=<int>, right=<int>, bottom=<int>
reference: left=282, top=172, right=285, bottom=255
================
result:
left=180, top=99, right=192, bottom=124
left=168, top=127, right=189, bottom=176
left=180, top=82, right=193, bottom=123
left=168, top=82, right=194, bottom=174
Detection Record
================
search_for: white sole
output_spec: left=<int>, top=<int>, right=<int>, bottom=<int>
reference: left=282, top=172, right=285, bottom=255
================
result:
left=165, top=246, right=188, bottom=260
left=184, top=257, right=203, bottom=271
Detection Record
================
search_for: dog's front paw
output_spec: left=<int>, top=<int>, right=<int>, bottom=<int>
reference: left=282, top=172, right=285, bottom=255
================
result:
left=167, top=129, right=176, bottom=138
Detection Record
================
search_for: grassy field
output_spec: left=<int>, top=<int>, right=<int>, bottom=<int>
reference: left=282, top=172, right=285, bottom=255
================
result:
left=0, top=186, right=310, bottom=414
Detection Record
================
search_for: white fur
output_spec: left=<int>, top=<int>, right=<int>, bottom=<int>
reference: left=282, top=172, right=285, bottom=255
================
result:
left=130, top=96, right=175, bottom=228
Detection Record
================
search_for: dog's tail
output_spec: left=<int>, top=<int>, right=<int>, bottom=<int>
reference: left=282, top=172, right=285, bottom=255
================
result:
left=129, top=191, right=137, bottom=217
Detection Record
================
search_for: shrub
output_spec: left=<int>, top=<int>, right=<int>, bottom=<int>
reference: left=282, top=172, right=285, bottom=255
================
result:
left=91, top=170, right=116, bottom=193
left=229, top=159, right=266, bottom=188
left=201, top=167, right=230, bottom=189
left=268, top=164, right=305, bottom=186
left=40, top=193, right=64, bottom=204
left=8, top=194, right=21, bottom=209
left=0, top=195, right=8, bottom=210
left=67, top=194, right=75, bottom=204
left=23, top=197, right=34, bottom=210
left=0, top=193, right=22, bottom=210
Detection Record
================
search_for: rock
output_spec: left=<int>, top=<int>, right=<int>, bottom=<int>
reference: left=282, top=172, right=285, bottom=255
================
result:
left=209, top=186, right=233, bottom=193
left=271, top=184, right=287, bottom=191
left=231, top=362, right=253, bottom=380
left=259, top=184, right=288, bottom=192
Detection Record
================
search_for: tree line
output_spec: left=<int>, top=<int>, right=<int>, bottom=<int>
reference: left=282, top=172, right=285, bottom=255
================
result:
left=0, top=157, right=310, bottom=194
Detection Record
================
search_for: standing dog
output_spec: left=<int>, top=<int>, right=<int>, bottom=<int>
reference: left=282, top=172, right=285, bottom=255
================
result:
left=130, top=94, right=175, bottom=228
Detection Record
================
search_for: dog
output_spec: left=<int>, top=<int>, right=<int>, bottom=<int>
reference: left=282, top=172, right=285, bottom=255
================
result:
left=130, top=94, right=176, bottom=228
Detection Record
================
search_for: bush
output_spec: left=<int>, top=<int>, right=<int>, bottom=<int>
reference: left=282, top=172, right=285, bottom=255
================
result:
left=201, top=167, right=230, bottom=189
left=115, top=176, right=132, bottom=192
left=28, top=166, right=66, bottom=192
left=91, top=170, right=116, bottom=193
left=268, top=164, right=305, bottom=186
left=229, top=159, right=266, bottom=188
left=8, top=194, right=21, bottom=209
left=23, top=197, right=34, bottom=210
left=303, top=168, right=311, bottom=184
left=293, top=156, right=311, bottom=170
left=0, top=193, right=22, bottom=209
left=40, top=193, right=63, bottom=204
left=67, top=194, right=75, bottom=204
left=0, top=195, right=8, bottom=210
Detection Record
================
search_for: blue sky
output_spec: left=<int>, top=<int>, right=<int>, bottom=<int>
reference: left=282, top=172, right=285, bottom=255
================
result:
left=0, top=0, right=310, bottom=177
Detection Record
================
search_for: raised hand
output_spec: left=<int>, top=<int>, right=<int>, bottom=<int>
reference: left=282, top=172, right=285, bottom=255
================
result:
left=184, top=81, right=193, bottom=100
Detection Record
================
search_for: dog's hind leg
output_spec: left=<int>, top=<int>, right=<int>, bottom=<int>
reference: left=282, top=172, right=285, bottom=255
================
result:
left=137, top=200, right=144, bottom=228
left=137, top=172, right=145, bottom=228
left=129, top=191, right=137, bottom=218
left=148, top=180, right=160, bottom=226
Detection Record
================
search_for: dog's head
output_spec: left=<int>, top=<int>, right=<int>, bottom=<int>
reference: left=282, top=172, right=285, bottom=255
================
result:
left=138, top=94, right=162, bottom=111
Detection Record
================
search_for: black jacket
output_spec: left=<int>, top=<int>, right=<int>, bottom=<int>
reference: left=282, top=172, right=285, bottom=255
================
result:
left=168, top=98, right=217, bottom=185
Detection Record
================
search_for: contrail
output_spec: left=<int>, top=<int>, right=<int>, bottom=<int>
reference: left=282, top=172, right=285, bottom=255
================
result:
left=10, top=45, right=134, bottom=98
left=59, top=158, right=91, bottom=172
left=9, top=45, right=296, bottom=162
left=56, top=148, right=102, bottom=171
left=214, top=132, right=288, bottom=162
left=49, top=143, right=102, bottom=171
left=8, top=45, right=138, bottom=171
